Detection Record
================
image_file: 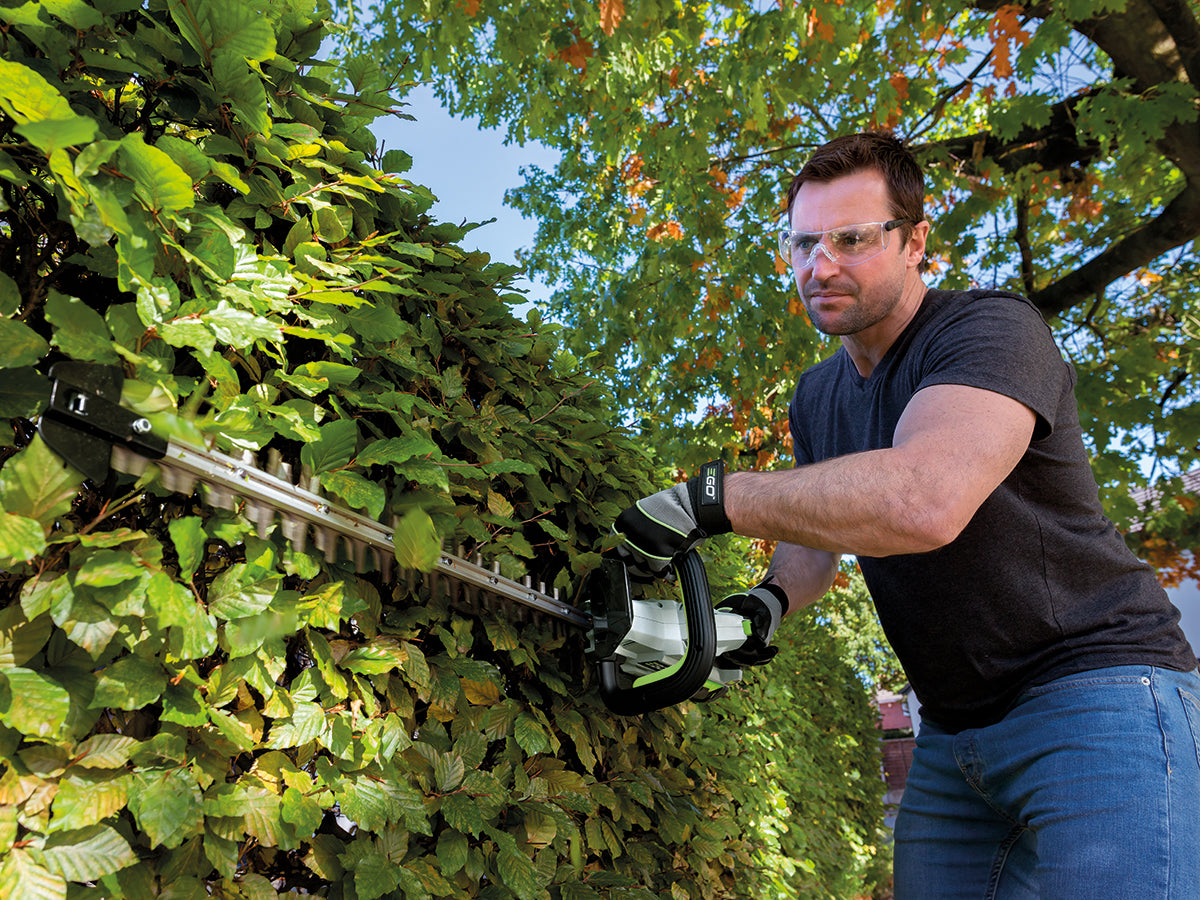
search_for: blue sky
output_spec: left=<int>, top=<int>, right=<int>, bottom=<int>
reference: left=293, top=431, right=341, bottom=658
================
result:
left=369, top=84, right=559, bottom=311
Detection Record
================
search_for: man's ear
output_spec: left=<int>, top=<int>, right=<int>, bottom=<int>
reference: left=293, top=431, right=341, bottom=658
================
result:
left=906, top=220, right=931, bottom=269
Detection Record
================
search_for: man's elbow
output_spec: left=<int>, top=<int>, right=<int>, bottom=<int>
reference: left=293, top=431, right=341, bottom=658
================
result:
left=898, top=497, right=974, bottom=553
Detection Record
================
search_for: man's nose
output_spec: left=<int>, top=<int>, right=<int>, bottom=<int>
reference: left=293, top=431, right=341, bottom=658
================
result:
left=807, top=241, right=840, bottom=276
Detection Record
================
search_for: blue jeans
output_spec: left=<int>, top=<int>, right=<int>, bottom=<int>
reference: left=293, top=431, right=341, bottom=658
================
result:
left=894, top=665, right=1200, bottom=899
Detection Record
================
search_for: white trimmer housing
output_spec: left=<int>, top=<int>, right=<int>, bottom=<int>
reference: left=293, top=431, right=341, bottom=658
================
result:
left=614, top=599, right=750, bottom=689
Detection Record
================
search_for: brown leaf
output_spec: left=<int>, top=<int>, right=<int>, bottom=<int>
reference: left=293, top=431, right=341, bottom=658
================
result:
left=599, top=0, right=624, bottom=36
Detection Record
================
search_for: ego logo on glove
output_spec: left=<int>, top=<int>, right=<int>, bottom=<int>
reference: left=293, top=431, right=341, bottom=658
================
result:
left=699, top=460, right=723, bottom=508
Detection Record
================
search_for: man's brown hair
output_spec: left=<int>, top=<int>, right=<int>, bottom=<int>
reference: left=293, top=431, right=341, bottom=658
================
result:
left=785, top=132, right=926, bottom=242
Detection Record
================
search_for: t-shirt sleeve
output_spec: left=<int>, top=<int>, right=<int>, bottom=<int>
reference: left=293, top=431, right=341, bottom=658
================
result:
left=914, top=294, right=1070, bottom=440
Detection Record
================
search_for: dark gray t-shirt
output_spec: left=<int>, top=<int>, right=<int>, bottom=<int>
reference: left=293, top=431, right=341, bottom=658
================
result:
left=789, top=288, right=1196, bottom=731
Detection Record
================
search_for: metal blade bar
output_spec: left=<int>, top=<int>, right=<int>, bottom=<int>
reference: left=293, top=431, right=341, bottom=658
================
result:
left=109, top=440, right=592, bottom=629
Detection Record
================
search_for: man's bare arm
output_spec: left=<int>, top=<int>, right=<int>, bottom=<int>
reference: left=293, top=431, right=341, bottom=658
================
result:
left=766, top=541, right=841, bottom=612
left=725, top=384, right=1037, bottom=557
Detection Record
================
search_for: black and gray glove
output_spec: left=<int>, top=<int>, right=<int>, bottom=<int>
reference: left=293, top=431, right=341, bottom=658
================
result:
left=614, top=460, right=732, bottom=579
left=715, top=579, right=789, bottom=667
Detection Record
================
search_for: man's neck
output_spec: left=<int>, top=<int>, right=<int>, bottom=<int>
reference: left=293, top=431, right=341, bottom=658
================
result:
left=842, top=279, right=929, bottom=378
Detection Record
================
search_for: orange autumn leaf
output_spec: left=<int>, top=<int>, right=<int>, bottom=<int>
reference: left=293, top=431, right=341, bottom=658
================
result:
left=599, top=0, right=624, bottom=36
left=889, top=73, right=909, bottom=100
left=805, top=9, right=835, bottom=41
left=647, top=220, right=683, bottom=241
left=458, top=0, right=481, bottom=15
left=987, top=4, right=1031, bottom=80
left=558, top=37, right=594, bottom=70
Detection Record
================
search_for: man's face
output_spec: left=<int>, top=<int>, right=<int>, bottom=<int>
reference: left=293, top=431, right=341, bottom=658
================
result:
left=788, top=169, right=920, bottom=337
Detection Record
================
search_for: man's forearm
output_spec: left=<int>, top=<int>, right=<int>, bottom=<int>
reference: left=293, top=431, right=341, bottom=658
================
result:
left=766, top=541, right=841, bottom=611
left=725, top=384, right=1037, bottom=557
left=725, top=450, right=952, bottom=558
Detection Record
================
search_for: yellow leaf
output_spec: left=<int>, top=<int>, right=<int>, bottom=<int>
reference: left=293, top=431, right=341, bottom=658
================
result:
left=462, top=679, right=502, bottom=705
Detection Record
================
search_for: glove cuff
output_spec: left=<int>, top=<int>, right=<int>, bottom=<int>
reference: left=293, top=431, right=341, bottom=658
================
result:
left=753, top=578, right=790, bottom=618
left=687, top=460, right=732, bottom=536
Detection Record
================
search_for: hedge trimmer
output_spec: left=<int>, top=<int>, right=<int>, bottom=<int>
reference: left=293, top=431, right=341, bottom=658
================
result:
left=35, top=362, right=755, bottom=714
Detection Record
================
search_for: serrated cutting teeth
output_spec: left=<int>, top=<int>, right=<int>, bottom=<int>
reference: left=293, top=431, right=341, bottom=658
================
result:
left=279, top=514, right=307, bottom=552
left=110, top=445, right=150, bottom=477
left=105, top=436, right=591, bottom=628
left=161, top=464, right=199, bottom=497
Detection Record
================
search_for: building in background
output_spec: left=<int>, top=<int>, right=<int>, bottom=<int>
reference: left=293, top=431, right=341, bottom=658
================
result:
left=876, top=687, right=918, bottom=829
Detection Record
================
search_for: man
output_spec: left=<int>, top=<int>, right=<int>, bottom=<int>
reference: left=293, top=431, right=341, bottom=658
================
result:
left=616, top=132, right=1200, bottom=898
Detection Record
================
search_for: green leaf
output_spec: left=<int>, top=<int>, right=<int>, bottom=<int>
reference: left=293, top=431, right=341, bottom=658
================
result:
left=0, top=272, right=18, bottom=316
left=280, top=786, right=323, bottom=839
left=44, top=290, right=118, bottom=362
left=434, top=752, right=466, bottom=792
left=0, top=319, right=49, bottom=368
left=147, top=572, right=217, bottom=659
left=0, top=667, right=71, bottom=738
left=291, top=360, right=361, bottom=389
left=119, top=133, right=195, bottom=214
left=313, top=206, right=353, bottom=243
left=494, top=830, right=543, bottom=900
left=50, top=772, right=131, bottom=833
left=75, top=548, right=144, bottom=587
left=0, top=59, right=97, bottom=154
left=74, top=733, right=141, bottom=768
left=0, top=846, right=66, bottom=900
left=0, top=605, right=51, bottom=667
left=168, top=0, right=277, bottom=64
left=352, top=848, right=401, bottom=900
left=42, top=824, right=137, bottom=881
left=168, top=516, right=206, bottom=582
left=514, top=713, right=551, bottom=755
left=392, top=507, right=439, bottom=573
left=339, top=642, right=403, bottom=675
left=356, top=435, right=440, bottom=467
left=90, top=655, right=167, bottom=710
left=337, top=775, right=425, bottom=833
left=38, top=0, right=104, bottom=31
left=299, top=418, right=359, bottom=474
left=0, top=366, right=51, bottom=419
left=440, top=793, right=484, bottom=836
left=128, top=768, right=203, bottom=849
left=0, top=512, right=47, bottom=566
left=437, top=829, right=469, bottom=876
left=207, top=565, right=280, bottom=619
left=0, top=436, right=84, bottom=530
left=203, top=302, right=280, bottom=348
left=320, top=469, right=386, bottom=519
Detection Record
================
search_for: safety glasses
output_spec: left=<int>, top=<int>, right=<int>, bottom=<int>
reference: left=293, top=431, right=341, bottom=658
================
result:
left=777, top=219, right=910, bottom=268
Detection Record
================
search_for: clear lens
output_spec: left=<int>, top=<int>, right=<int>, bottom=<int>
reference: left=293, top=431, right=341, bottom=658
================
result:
left=777, top=220, right=907, bottom=268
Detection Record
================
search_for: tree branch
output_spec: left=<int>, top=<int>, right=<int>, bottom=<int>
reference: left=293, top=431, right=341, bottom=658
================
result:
left=1030, top=182, right=1200, bottom=318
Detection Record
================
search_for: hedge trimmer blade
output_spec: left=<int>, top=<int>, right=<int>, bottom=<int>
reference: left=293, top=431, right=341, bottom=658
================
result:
left=37, top=362, right=591, bottom=630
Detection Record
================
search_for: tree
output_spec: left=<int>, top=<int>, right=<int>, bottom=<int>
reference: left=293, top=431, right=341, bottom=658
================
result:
left=0, top=1, right=891, bottom=897
left=339, top=0, right=1200, bottom=580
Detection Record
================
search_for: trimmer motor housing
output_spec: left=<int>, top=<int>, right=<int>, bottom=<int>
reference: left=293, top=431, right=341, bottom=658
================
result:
left=586, top=553, right=753, bottom=714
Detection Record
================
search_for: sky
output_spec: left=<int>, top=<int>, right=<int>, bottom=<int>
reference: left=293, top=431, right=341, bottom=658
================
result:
left=367, top=86, right=1200, bottom=657
left=369, top=84, right=560, bottom=313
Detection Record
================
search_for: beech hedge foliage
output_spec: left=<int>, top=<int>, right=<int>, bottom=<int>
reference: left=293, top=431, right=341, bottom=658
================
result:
left=0, top=2, right=889, bottom=897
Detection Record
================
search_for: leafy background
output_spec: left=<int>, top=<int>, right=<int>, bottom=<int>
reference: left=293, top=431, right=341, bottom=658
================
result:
left=0, top=2, right=893, bottom=898
left=342, top=0, right=1200, bottom=585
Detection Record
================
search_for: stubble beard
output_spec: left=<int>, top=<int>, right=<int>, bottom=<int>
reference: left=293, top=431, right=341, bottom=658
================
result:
left=800, top=272, right=906, bottom=337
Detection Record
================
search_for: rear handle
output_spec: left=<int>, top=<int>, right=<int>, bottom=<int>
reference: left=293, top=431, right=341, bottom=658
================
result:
left=597, top=549, right=716, bottom=715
